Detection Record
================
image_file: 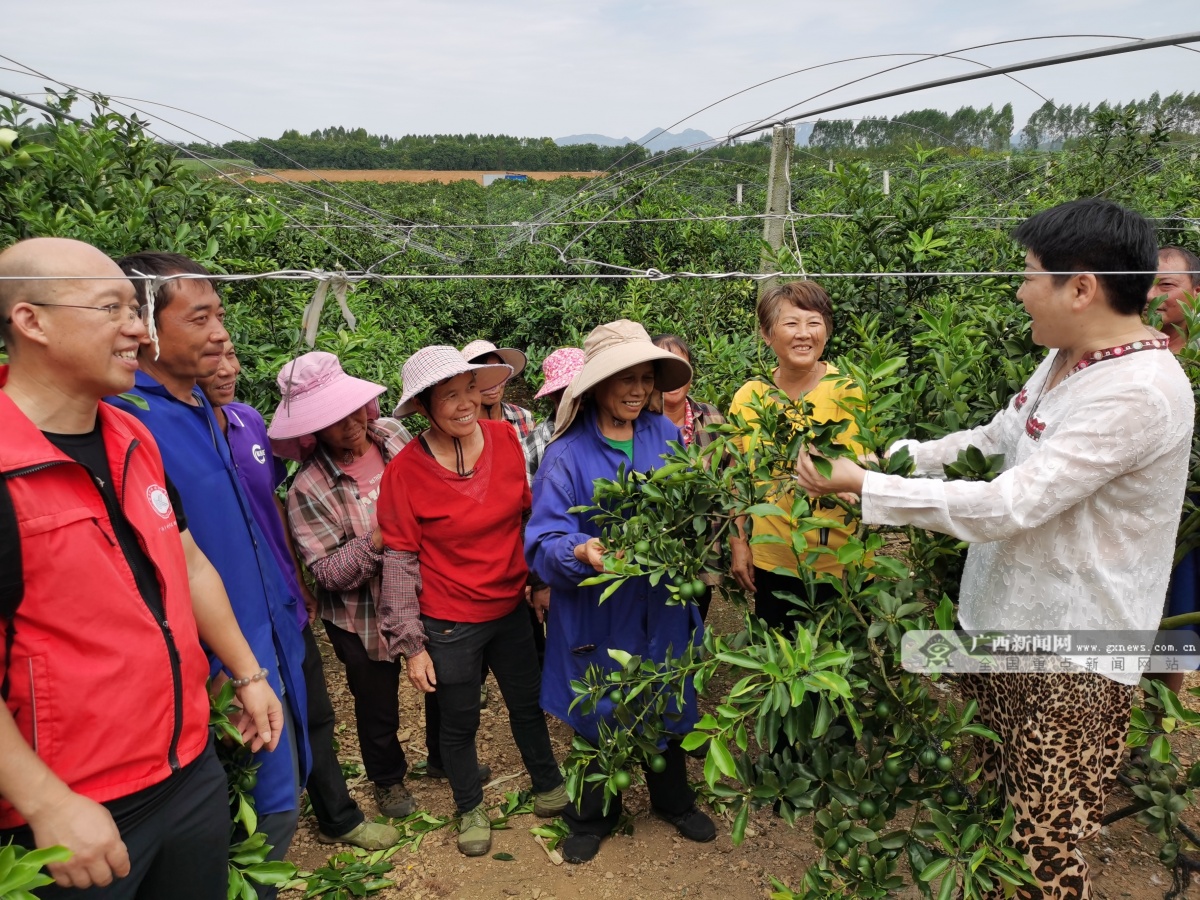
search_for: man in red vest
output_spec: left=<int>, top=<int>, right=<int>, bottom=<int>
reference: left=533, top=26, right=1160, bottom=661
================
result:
left=0, top=237, right=282, bottom=898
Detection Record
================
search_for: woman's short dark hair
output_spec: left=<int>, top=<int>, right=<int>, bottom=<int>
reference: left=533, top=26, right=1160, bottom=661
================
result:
left=756, top=281, right=834, bottom=337
left=651, top=333, right=690, bottom=362
left=416, top=385, right=436, bottom=414
left=1011, top=199, right=1157, bottom=317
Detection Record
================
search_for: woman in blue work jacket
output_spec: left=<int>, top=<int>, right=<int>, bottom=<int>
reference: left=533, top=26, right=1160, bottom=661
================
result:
left=525, top=319, right=716, bottom=864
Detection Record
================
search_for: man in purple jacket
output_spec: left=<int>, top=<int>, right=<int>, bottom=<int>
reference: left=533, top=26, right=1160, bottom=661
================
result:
left=199, top=341, right=399, bottom=851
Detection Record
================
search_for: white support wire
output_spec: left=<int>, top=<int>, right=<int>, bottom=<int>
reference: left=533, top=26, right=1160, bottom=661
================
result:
left=1, top=268, right=1194, bottom=284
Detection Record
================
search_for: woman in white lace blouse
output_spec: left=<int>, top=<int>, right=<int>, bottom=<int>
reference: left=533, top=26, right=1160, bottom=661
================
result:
left=795, top=199, right=1194, bottom=900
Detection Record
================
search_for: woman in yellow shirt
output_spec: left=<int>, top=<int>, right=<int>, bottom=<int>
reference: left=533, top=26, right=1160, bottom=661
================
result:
left=728, top=280, right=863, bottom=632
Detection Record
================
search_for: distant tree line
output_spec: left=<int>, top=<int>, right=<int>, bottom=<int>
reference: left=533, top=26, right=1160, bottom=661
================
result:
left=809, top=104, right=1016, bottom=152
left=178, top=92, right=1200, bottom=173
left=186, top=129, right=649, bottom=171
left=1019, top=91, right=1200, bottom=149
left=803, top=93, right=1200, bottom=153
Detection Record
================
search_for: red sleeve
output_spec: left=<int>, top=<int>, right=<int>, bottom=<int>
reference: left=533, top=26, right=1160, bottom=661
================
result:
left=498, top=421, right=532, bottom=514
left=377, top=449, right=421, bottom=553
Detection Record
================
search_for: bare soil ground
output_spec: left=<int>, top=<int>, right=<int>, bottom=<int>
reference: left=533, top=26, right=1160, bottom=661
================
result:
left=244, top=169, right=601, bottom=185
left=286, top=593, right=1200, bottom=899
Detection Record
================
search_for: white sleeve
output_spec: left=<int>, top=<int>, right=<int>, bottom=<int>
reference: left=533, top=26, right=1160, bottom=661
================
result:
left=863, top=384, right=1175, bottom=543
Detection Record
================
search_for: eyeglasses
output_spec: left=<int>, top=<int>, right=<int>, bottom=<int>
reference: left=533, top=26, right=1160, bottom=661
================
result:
left=23, top=302, right=149, bottom=324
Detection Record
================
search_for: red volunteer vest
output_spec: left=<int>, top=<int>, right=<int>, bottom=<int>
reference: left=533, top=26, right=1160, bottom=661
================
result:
left=0, top=381, right=211, bottom=828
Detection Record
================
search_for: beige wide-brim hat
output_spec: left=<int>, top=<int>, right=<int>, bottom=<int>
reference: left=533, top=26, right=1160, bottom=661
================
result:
left=461, top=339, right=527, bottom=379
left=552, top=319, right=693, bottom=440
left=393, top=345, right=512, bottom=417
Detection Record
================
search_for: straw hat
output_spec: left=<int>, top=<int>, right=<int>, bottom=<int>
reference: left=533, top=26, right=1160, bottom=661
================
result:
left=534, top=347, right=585, bottom=399
left=461, top=339, right=527, bottom=378
left=268, top=352, right=386, bottom=460
left=393, top=345, right=512, bottom=417
left=553, top=320, right=692, bottom=438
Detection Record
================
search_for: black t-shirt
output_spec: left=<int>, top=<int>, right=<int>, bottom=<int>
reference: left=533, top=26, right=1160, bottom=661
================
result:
left=42, top=424, right=187, bottom=623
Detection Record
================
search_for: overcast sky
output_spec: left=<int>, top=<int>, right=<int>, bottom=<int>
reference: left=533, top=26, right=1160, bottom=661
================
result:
left=4, top=1, right=1200, bottom=147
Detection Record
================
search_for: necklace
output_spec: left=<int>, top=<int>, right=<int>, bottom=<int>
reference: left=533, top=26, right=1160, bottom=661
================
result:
left=1023, top=336, right=1169, bottom=441
left=452, top=437, right=474, bottom=477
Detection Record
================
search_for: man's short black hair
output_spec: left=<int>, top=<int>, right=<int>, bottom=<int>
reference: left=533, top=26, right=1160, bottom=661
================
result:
left=1159, top=245, right=1200, bottom=290
left=116, top=252, right=219, bottom=318
left=1011, top=199, right=1158, bottom=317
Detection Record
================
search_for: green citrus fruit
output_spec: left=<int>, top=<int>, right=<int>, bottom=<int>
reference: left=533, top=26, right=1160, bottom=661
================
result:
left=918, top=749, right=938, bottom=768
left=678, top=581, right=696, bottom=601
left=941, top=788, right=962, bottom=806
left=936, top=755, right=954, bottom=773
left=608, top=689, right=623, bottom=705
left=634, top=540, right=651, bottom=555
left=883, top=757, right=905, bottom=777
left=874, top=700, right=893, bottom=718
left=612, top=770, right=632, bottom=791
left=857, top=799, right=878, bottom=818
left=833, top=837, right=850, bottom=856
left=648, top=754, right=667, bottom=773
left=690, top=578, right=706, bottom=597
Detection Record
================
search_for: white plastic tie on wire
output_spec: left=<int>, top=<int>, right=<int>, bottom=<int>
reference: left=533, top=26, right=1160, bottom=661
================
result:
left=300, top=271, right=357, bottom=348
left=130, top=269, right=161, bottom=360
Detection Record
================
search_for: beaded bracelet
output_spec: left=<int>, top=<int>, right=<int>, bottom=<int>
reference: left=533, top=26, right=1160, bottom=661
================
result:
left=231, top=667, right=269, bottom=689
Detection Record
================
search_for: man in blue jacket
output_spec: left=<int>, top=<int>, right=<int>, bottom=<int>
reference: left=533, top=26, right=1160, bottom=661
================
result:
left=105, top=252, right=309, bottom=892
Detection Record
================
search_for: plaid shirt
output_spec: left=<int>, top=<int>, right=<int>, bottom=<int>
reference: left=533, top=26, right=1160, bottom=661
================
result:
left=521, top=416, right=555, bottom=484
left=688, top=398, right=726, bottom=450
left=501, top=402, right=535, bottom=438
left=287, top=417, right=412, bottom=660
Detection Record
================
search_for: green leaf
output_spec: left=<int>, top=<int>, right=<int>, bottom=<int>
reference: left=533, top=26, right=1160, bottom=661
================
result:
left=243, top=861, right=299, bottom=885
left=607, top=649, right=632, bottom=667
left=731, top=802, right=749, bottom=846
left=117, top=391, right=150, bottom=411
left=919, top=857, right=952, bottom=882
left=1150, top=734, right=1172, bottom=763
left=491, top=852, right=515, bottom=861
left=707, top=738, right=738, bottom=779
left=935, top=866, right=957, bottom=900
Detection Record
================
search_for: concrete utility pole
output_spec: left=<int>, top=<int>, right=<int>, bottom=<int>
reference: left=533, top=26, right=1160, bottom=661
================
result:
left=759, top=125, right=795, bottom=301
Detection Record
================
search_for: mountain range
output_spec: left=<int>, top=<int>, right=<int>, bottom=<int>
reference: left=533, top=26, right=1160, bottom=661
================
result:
left=555, top=128, right=716, bottom=150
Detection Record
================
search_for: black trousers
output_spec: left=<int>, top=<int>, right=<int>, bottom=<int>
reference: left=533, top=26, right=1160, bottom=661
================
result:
left=564, top=738, right=694, bottom=837
left=753, top=568, right=839, bottom=633
left=322, top=620, right=422, bottom=787
left=301, top=624, right=364, bottom=837
left=696, top=584, right=713, bottom=624
left=26, top=744, right=229, bottom=899
left=420, top=603, right=562, bottom=813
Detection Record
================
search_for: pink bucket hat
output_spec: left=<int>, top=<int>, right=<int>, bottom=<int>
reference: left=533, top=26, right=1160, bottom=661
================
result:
left=534, top=347, right=585, bottom=399
left=393, top=345, right=512, bottom=417
left=267, top=352, right=386, bottom=461
left=461, top=339, right=527, bottom=378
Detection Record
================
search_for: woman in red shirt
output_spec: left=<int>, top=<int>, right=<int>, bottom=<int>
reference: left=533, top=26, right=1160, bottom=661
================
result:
left=377, top=346, right=566, bottom=858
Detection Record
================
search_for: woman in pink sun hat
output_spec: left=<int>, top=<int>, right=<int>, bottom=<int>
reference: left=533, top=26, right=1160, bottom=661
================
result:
left=377, top=346, right=567, bottom=858
left=521, top=346, right=586, bottom=484
left=268, top=351, right=427, bottom=821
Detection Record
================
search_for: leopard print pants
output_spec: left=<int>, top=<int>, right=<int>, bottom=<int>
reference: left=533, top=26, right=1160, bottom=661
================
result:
left=960, top=671, right=1132, bottom=900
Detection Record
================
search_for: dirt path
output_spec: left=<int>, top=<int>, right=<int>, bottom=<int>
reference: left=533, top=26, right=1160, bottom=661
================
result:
left=286, top=594, right=1200, bottom=899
